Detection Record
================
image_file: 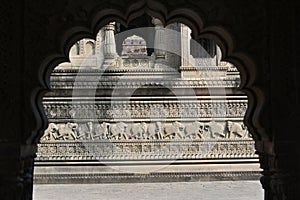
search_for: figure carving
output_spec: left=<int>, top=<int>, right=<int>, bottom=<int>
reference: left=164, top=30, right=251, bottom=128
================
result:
left=184, top=121, right=205, bottom=139
left=163, top=121, right=185, bottom=139
left=205, top=121, right=225, bottom=138
left=109, top=122, right=129, bottom=140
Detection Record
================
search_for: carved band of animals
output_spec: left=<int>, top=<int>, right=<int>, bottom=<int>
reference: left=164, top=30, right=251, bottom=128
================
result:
left=41, top=121, right=251, bottom=141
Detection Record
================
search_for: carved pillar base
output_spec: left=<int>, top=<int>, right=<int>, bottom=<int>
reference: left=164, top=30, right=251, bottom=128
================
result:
left=0, top=178, right=23, bottom=200
left=258, top=142, right=300, bottom=200
left=261, top=171, right=299, bottom=200
left=0, top=143, right=36, bottom=200
left=21, top=156, right=35, bottom=200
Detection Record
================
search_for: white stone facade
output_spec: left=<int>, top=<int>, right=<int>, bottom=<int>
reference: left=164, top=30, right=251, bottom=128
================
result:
left=37, top=21, right=254, bottom=162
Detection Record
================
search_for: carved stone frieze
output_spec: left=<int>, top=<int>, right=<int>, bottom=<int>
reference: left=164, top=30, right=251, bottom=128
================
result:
left=49, top=77, right=240, bottom=89
left=43, top=100, right=248, bottom=120
left=36, top=140, right=257, bottom=161
left=40, top=120, right=252, bottom=142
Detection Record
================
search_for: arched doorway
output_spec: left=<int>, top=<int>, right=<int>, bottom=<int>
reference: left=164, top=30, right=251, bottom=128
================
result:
left=13, top=2, right=288, bottom=199
left=33, top=15, right=262, bottom=200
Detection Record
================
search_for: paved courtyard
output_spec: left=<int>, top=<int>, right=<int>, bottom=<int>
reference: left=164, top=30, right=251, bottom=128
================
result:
left=33, top=180, right=263, bottom=200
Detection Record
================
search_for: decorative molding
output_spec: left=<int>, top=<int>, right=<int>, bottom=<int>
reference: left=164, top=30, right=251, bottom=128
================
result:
left=43, top=100, right=248, bottom=120
left=34, top=171, right=262, bottom=184
left=49, top=77, right=240, bottom=89
left=36, top=140, right=257, bottom=161
left=52, top=66, right=235, bottom=73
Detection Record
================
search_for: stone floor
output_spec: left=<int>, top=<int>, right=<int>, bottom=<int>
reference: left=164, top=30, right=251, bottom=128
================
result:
left=33, top=180, right=264, bottom=200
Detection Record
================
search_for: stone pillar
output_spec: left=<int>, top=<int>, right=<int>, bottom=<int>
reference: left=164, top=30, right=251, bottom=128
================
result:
left=165, top=23, right=181, bottom=69
left=152, top=18, right=166, bottom=60
left=180, top=24, right=191, bottom=66
left=103, top=22, right=117, bottom=59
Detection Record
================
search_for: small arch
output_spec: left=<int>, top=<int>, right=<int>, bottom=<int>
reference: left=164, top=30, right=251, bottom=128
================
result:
left=85, top=41, right=96, bottom=55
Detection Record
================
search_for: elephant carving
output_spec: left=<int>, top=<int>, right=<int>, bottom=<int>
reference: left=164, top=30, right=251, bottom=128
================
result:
left=129, top=122, right=147, bottom=139
left=163, top=121, right=185, bottom=139
left=227, top=121, right=247, bottom=139
left=109, top=122, right=129, bottom=140
left=205, top=121, right=225, bottom=138
left=184, top=121, right=205, bottom=139
left=94, top=122, right=110, bottom=140
left=147, top=122, right=163, bottom=140
left=78, top=122, right=94, bottom=140
left=57, top=122, right=78, bottom=140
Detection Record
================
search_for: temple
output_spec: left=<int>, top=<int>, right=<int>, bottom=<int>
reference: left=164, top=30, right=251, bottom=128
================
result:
left=35, top=19, right=260, bottom=183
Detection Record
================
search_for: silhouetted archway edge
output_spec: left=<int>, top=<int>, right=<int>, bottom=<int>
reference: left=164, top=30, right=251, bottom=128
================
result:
left=32, top=0, right=267, bottom=184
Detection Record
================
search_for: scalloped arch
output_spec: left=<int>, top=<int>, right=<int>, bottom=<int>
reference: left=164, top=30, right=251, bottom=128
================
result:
left=34, top=1, right=263, bottom=144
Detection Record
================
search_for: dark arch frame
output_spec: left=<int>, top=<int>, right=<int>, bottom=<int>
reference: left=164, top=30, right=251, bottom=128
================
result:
left=22, top=1, right=274, bottom=199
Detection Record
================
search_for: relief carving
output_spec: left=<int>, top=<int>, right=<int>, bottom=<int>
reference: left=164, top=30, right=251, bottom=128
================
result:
left=37, top=140, right=257, bottom=161
left=226, top=121, right=248, bottom=139
left=184, top=121, right=205, bottom=139
left=205, top=121, right=225, bottom=138
left=94, top=122, right=111, bottom=140
left=127, top=122, right=148, bottom=139
left=40, top=120, right=251, bottom=142
left=43, top=100, right=248, bottom=120
left=41, top=123, right=59, bottom=141
left=163, top=121, right=185, bottom=139
left=57, top=122, right=78, bottom=140
left=108, top=122, right=129, bottom=140
left=146, top=122, right=163, bottom=140
left=78, top=122, right=93, bottom=140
